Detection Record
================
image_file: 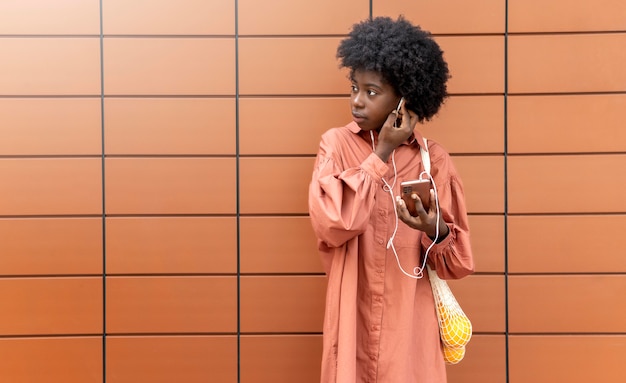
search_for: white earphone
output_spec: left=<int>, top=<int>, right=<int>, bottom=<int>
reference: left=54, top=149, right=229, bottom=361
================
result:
left=370, top=130, right=441, bottom=279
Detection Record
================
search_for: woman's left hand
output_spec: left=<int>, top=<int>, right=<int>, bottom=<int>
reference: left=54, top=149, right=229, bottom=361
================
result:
left=395, top=190, right=449, bottom=240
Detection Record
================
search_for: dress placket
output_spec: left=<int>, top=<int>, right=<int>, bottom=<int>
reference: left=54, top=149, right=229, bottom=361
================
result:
left=366, top=174, right=395, bottom=381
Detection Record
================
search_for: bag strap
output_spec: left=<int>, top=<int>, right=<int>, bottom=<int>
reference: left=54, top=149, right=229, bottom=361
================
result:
left=420, top=138, right=430, bottom=174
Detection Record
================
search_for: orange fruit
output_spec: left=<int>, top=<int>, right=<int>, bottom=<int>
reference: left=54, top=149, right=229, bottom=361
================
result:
left=443, top=345, right=465, bottom=365
left=440, top=315, right=472, bottom=348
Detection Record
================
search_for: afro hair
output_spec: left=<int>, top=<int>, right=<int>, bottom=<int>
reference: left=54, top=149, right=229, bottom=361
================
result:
left=337, top=16, right=450, bottom=122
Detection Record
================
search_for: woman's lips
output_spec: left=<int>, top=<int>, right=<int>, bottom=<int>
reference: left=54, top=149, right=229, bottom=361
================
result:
left=352, top=112, right=366, bottom=124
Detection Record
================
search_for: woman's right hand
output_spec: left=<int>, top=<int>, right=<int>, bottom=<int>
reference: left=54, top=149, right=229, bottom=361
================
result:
left=375, top=104, right=417, bottom=162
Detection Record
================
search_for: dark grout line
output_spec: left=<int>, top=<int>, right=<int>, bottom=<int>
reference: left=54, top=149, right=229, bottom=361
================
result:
left=234, top=1, right=242, bottom=382
left=98, top=1, right=107, bottom=382
left=504, top=1, right=510, bottom=382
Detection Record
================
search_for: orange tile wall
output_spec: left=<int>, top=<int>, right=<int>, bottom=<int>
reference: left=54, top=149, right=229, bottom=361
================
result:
left=0, top=1, right=624, bottom=382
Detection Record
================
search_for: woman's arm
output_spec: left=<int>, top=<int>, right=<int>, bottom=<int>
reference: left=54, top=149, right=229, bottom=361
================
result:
left=421, top=173, right=474, bottom=280
left=395, top=146, right=474, bottom=279
left=308, top=132, right=389, bottom=248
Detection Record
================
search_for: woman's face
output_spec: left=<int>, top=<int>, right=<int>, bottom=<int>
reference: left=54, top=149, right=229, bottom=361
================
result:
left=349, top=69, right=402, bottom=132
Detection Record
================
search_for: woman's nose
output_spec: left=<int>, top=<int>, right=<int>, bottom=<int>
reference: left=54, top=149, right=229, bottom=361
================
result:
left=352, top=92, right=364, bottom=108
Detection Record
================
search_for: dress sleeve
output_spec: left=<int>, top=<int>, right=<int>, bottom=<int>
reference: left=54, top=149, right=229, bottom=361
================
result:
left=422, top=150, right=475, bottom=280
left=308, top=131, right=389, bottom=248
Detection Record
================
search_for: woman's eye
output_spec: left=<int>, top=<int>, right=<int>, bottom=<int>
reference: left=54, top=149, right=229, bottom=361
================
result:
left=350, top=85, right=358, bottom=92
left=368, top=90, right=377, bottom=96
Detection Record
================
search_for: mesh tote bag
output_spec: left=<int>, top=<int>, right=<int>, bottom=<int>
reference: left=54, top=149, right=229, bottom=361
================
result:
left=420, top=138, right=472, bottom=365
left=426, top=265, right=472, bottom=364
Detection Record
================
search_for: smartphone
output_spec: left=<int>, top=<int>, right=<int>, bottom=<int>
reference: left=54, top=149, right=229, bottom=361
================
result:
left=394, top=97, right=405, bottom=126
left=400, top=179, right=431, bottom=215
left=396, top=97, right=405, bottom=113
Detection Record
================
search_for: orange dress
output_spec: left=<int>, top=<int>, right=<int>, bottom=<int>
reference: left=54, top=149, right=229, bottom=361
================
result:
left=308, top=122, right=474, bottom=382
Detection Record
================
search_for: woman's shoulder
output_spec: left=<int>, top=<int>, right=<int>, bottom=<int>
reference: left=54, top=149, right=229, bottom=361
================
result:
left=422, top=137, right=463, bottom=182
left=320, top=122, right=363, bottom=148
left=423, top=137, right=452, bottom=162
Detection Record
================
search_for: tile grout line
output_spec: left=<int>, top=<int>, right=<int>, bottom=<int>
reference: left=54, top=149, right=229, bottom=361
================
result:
left=235, top=1, right=242, bottom=382
left=98, top=0, right=107, bottom=381
left=504, top=1, right=510, bottom=382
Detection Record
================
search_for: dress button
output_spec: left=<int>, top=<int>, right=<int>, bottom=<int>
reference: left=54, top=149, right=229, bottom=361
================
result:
left=378, top=239, right=384, bottom=245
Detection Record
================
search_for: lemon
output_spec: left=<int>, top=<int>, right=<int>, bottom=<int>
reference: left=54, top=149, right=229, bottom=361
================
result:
left=440, top=314, right=472, bottom=348
left=443, top=345, right=465, bottom=365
